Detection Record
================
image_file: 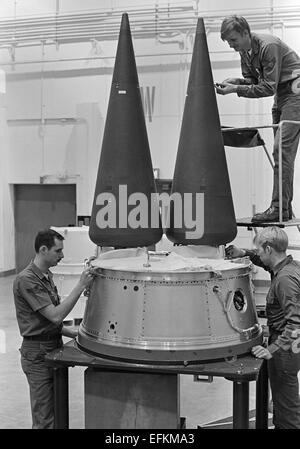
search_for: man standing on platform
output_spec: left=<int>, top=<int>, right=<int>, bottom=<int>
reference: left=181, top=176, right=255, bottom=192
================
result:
left=226, top=226, right=300, bottom=428
left=216, top=15, right=300, bottom=223
left=13, top=229, right=95, bottom=429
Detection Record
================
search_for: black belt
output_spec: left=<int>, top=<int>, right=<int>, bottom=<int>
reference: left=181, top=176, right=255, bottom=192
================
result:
left=23, top=334, right=62, bottom=341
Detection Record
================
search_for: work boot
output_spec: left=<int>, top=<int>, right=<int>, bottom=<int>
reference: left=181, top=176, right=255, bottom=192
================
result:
left=251, top=206, right=289, bottom=223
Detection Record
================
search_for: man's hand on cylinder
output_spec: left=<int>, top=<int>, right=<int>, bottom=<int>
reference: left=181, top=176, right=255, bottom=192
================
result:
left=79, top=267, right=96, bottom=289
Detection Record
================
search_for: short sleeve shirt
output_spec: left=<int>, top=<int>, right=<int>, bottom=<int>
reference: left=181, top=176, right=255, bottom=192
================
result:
left=266, top=255, right=300, bottom=353
left=13, top=261, right=63, bottom=337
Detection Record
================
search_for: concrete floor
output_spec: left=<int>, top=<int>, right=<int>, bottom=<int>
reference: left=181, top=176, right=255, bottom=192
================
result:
left=0, top=274, right=264, bottom=429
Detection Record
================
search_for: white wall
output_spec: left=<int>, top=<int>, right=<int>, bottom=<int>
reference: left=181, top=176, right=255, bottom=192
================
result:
left=0, top=88, right=15, bottom=272
left=1, top=0, right=300, bottom=271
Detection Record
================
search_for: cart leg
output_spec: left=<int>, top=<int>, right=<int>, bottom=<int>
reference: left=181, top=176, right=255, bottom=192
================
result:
left=53, top=367, right=69, bottom=429
left=232, top=381, right=249, bottom=429
left=255, top=359, right=269, bottom=429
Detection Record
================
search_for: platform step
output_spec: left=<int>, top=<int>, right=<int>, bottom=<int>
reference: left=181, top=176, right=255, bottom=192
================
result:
left=236, top=217, right=300, bottom=228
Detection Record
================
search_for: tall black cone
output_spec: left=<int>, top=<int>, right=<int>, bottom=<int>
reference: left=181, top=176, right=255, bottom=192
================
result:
left=166, top=18, right=237, bottom=246
left=89, top=13, right=162, bottom=247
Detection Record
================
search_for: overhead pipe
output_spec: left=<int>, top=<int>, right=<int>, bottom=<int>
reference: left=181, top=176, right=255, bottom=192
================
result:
left=1, top=5, right=299, bottom=27
left=1, top=6, right=300, bottom=49
left=0, top=19, right=293, bottom=47
left=0, top=5, right=192, bottom=28
left=0, top=17, right=200, bottom=34
left=0, top=14, right=299, bottom=34
left=0, top=5, right=299, bottom=70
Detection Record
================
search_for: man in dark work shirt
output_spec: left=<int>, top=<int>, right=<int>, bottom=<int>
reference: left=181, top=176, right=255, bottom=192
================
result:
left=216, top=15, right=300, bottom=223
left=13, top=229, right=95, bottom=429
left=226, top=226, right=300, bottom=429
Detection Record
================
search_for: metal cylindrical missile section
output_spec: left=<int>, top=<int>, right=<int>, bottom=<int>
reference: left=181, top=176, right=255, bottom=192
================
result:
left=77, top=252, right=262, bottom=364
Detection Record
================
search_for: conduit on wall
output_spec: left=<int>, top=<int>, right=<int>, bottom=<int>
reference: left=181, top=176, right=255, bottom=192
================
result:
left=1, top=3, right=300, bottom=52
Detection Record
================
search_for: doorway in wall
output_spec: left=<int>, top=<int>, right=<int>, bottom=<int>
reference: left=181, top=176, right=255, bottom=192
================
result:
left=14, top=184, right=76, bottom=272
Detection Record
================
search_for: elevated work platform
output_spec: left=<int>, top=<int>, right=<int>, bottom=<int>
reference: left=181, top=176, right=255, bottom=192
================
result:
left=236, top=217, right=300, bottom=229
left=222, top=122, right=300, bottom=230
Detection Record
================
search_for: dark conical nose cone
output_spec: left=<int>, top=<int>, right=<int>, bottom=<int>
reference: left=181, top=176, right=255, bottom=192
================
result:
left=166, top=18, right=237, bottom=246
left=89, top=13, right=162, bottom=247
left=112, top=13, right=138, bottom=86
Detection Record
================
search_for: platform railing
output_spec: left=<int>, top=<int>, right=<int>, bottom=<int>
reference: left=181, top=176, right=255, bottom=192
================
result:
left=222, top=120, right=300, bottom=248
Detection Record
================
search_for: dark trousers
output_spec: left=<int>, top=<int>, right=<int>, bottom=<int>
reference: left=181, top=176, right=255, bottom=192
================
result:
left=20, top=338, right=62, bottom=429
left=271, top=93, right=300, bottom=213
left=267, top=336, right=300, bottom=429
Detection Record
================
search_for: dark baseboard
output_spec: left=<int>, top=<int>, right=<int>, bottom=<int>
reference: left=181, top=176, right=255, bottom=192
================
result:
left=0, top=269, right=16, bottom=278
